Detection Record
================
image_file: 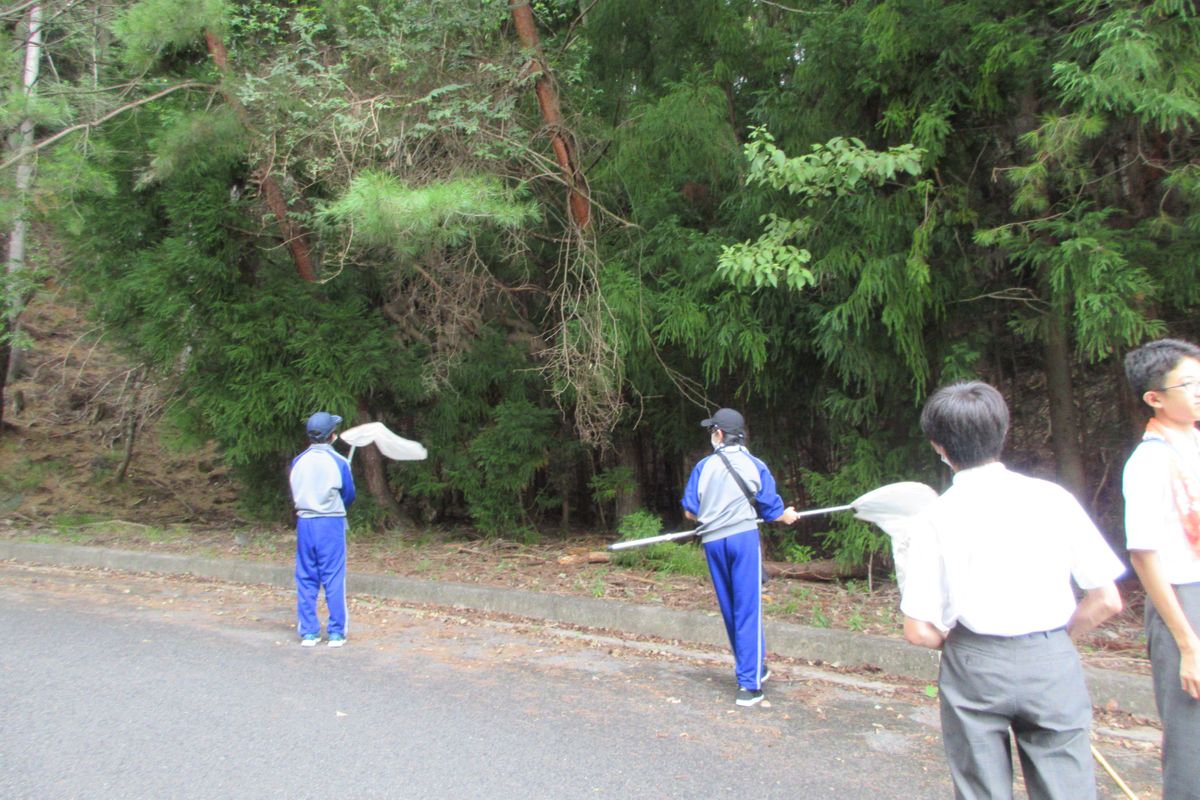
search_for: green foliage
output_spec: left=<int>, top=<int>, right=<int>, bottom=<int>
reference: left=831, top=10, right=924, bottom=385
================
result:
left=803, top=430, right=927, bottom=568
left=589, top=466, right=635, bottom=503
left=780, top=539, right=816, bottom=565
left=0, top=455, right=56, bottom=493
left=712, top=121, right=940, bottom=413
left=114, top=0, right=229, bottom=69
left=0, top=86, right=73, bottom=130
left=140, top=108, right=248, bottom=186
left=977, top=210, right=1167, bottom=361
left=347, top=493, right=391, bottom=534
left=603, top=81, right=742, bottom=225
left=742, top=129, right=925, bottom=204
left=717, top=214, right=815, bottom=292
left=614, top=508, right=662, bottom=541
left=456, top=399, right=558, bottom=537
left=321, top=172, right=539, bottom=254
left=17, top=0, right=1200, bottom=554
left=1052, top=1, right=1200, bottom=131
left=610, top=510, right=708, bottom=577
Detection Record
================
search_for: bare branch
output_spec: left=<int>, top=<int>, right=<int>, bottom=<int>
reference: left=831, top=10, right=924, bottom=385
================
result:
left=0, top=81, right=210, bottom=171
left=752, top=0, right=831, bottom=14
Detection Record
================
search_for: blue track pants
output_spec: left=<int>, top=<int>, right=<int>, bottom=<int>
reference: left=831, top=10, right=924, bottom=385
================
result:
left=704, top=529, right=766, bottom=690
left=295, top=516, right=348, bottom=637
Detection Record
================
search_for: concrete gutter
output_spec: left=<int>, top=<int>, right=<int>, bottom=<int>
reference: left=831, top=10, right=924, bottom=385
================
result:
left=0, top=539, right=1156, bottom=717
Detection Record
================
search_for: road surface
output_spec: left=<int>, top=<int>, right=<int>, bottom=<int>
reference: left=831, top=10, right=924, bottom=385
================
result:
left=0, top=562, right=1161, bottom=799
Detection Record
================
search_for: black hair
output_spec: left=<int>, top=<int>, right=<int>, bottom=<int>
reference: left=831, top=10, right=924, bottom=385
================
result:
left=720, top=430, right=747, bottom=446
left=920, top=381, right=1009, bottom=469
left=1124, top=338, right=1200, bottom=411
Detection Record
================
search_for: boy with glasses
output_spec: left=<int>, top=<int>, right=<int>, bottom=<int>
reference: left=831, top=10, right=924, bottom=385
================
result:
left=1123, top=338, right=1200, bottom=798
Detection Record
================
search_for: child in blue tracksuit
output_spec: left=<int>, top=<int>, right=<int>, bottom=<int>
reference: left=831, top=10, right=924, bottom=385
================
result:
left=289, top=411, right=356, bottom=647
left=682, top=408, right=798, bottom=706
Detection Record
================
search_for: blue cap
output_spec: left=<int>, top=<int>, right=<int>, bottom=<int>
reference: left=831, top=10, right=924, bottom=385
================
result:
left=306, top=411, right=342, bottom=441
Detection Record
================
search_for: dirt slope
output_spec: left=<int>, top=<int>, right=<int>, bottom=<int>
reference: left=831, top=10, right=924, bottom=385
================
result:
left=1, top=285, right=240, bottom=528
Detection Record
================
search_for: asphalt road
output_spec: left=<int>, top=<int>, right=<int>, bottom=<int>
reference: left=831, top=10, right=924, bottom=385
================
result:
left=2, top=563, right=1161, bottom=799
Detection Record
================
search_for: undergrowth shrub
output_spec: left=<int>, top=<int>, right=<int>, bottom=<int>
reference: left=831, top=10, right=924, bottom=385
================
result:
left=611, top=509, right=708, bottom=577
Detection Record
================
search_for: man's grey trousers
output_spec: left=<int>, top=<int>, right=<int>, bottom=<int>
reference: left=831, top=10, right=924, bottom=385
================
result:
left=938, top=626, right=1095, bottom=800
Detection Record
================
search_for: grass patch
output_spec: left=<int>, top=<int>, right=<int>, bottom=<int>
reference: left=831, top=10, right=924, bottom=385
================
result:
left=49, top=512, right=109, bottom=532
left=0, top=456, right=63, bottom=493
left=25, top=532, right=82, bottom=544
left=765, top=599, right=800, bottom=615
left=610, top=510, right=709, bottom=577
left=612, top=540, right=708, bottom=577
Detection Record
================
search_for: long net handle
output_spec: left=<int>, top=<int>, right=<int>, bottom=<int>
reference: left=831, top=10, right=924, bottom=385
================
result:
left=1091, top=745, right=1138, bottom=800
left=607, top=529, right=699, bottom=551
left=608, top=517, right=766, bottom=551
left=792, top=503, right=854, bottom=519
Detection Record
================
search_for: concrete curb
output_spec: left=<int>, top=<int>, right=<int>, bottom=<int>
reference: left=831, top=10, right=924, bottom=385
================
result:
left=0, top=539, right=1156, bottom=717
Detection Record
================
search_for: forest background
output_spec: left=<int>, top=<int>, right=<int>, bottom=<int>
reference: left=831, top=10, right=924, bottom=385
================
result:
left=2, top=0, right=1198, bottom=577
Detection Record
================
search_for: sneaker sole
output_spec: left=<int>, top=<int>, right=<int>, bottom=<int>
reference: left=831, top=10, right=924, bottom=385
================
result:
left=327, top=639, right=346, bottom=648
left=736, top=693, right=764, bottom=707
left=301, top=640, right=319, bottom=647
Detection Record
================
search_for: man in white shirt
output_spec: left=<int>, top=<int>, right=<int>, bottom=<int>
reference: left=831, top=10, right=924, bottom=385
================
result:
left=902, top=381, right=1124, bottom=800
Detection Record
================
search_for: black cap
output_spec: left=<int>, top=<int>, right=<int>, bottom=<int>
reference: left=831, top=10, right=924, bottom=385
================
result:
left=700, top=408, right=745, bottom=434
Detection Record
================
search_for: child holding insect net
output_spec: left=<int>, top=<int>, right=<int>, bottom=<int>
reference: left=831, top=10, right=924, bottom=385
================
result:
left=682, top=408, right=799, bottom=707
left=290, top=411, right=356, bottom=648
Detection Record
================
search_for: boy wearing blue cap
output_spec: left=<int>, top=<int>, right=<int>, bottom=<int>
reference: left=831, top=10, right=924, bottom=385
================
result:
left=290, top=411, right=356, bottom=647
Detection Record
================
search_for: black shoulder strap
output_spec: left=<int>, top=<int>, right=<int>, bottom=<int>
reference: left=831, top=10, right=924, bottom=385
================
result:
left=715, top=448, right=759, bottom=513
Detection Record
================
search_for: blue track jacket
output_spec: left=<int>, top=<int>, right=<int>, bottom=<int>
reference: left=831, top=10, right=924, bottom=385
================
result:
left=289, top=443, right=356, bottom=517
left=681, top=445, right=785, bottom=544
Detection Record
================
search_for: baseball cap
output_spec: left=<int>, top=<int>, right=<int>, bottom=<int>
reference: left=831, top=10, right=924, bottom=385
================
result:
left=700, top=408, right=745, bottom=434
left=306, top=411, right=342, bottom=441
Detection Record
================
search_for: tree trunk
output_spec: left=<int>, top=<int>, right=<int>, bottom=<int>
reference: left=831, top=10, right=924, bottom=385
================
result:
left=203, top=30, right=318, bottom=282
left=2, top=4, right=44, bottom=428
left=1044, top=304, right=1087, bottom=501
left=116, top=368, right=144, bottom=482
left=0, top=336, right=10, bottom=432
left=613, top=433, right=643, bottom=522
left=354, top=400, right=415, bottom=530
left=763, top=559, right=867, bottom=582
left=508, top=2, right=590, bottom=229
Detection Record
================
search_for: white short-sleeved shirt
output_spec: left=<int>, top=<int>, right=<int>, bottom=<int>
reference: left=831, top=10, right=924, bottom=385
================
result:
left=1124, top=429, right=1200, bottom=586
left=901, top=462, right=1125, bottom=636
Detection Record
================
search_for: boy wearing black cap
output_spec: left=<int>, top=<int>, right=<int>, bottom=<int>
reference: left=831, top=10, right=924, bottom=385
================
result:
left=682, top=408, right=799, bottom=706
left=290, top=411, right=356, bottom=647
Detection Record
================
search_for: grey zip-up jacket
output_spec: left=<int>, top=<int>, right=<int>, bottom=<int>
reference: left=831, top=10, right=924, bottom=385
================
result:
left=681, top=445, right=786, bottom=544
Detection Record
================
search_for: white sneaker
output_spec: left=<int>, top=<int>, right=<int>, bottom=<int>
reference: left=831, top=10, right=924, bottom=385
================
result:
left=327, top=633, right=346, bottom=648
left=301, top=634, right=320, bottom=647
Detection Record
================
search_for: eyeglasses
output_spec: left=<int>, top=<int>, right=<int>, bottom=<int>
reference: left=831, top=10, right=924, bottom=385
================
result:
left=1158, top=379, right=1200, bottom=394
